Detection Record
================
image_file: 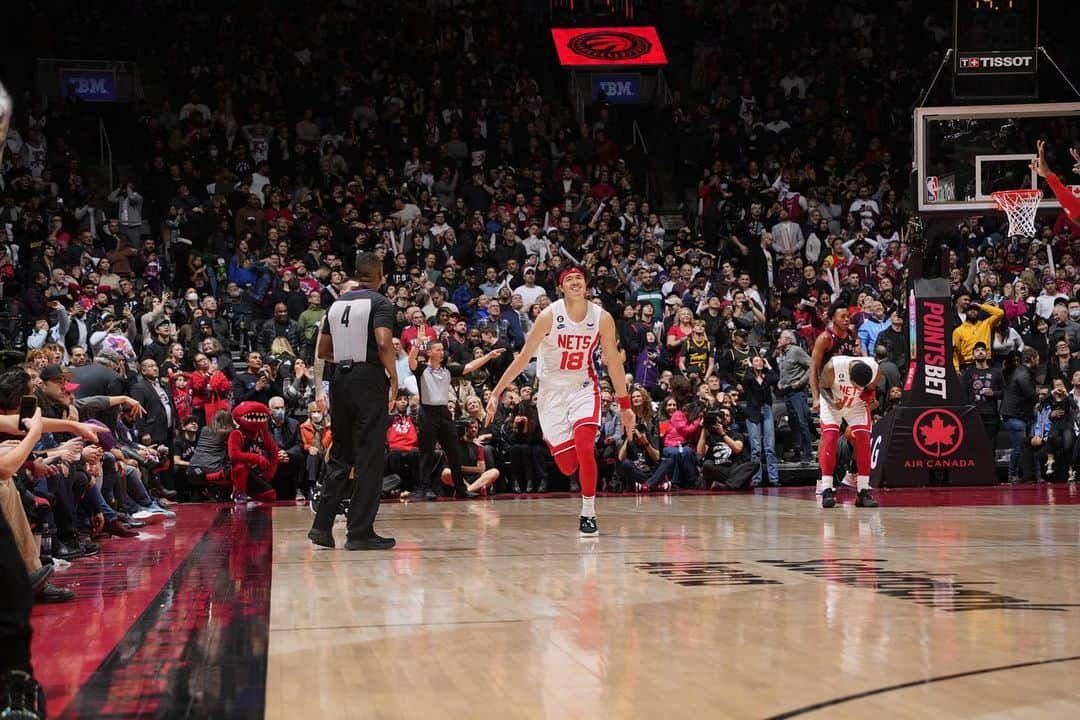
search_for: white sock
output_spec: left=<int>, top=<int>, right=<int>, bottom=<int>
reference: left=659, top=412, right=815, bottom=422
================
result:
left=581, top=496, right=595, bottom=518
left=817, top=476, right=833, bottom=495
left=857, top=475, right=870, bottom=491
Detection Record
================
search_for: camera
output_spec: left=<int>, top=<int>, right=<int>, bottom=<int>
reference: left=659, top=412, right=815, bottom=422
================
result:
left=704, top=410, right=722, bottom=427
left=635, top=423, right=647, bottom=435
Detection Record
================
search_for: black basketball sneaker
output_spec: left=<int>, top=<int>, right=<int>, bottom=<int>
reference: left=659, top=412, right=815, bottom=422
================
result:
left=579, top=516, right=598, bottom=537
left=856, top=489, right=879, bottom=508
left=821, top=487, right=836, bottom=509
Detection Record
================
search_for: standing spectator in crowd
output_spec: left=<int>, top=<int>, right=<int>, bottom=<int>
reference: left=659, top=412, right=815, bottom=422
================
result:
left=953, top=299, right=1004, bottom=371
left=962, top=342, right=1004, bottom=447
left=743, top=354, right=780, bottom=487
left=775, top=330, right=813, bottom=463
left=1001, top=348, right=1040, bottom=484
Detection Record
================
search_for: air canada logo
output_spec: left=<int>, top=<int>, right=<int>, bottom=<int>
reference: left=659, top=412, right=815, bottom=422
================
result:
left=912, top=408, right=964, bottom=458
left=568, top=31, right=651, bottom=61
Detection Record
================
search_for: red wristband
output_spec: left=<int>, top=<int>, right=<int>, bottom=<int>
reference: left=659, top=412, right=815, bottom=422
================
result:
left=617, top=395, right=631, bottom=410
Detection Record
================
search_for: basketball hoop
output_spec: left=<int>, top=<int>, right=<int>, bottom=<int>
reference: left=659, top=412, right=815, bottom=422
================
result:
left=991, top=189, right=1042, bottom=238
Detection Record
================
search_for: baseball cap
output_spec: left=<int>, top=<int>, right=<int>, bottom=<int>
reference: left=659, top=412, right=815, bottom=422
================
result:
left=733, top=328, right=750, bottom=338
left=40, top=364, right=79, bottom=392
left=973, top=341, right=988, bottom=351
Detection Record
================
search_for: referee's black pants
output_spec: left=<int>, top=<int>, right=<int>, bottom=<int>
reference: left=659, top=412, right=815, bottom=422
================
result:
left=418, top=405, right=465, bottom=493
left=0, top=498, right=33, bottom=676
left=312, top=365, right=389, bottom=541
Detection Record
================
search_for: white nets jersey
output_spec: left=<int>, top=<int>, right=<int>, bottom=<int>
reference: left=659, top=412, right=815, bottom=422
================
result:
left=830, top=356, right=879, bottom=408
left=536, top=299, right=602, bottom=390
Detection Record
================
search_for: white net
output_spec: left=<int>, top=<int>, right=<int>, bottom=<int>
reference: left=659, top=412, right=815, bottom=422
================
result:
left=991, top=189, right=1042, bottom=238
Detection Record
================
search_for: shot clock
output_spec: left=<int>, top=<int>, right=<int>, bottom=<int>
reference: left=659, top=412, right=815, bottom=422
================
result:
left=954, top=0, right=1038, bottom=75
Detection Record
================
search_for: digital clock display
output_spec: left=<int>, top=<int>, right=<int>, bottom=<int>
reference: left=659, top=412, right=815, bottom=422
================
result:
left=956, top=0, right=1037, bottom=51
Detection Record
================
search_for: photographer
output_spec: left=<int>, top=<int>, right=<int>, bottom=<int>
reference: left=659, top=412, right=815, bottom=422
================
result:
left=697, top=408, right=751, bottom=490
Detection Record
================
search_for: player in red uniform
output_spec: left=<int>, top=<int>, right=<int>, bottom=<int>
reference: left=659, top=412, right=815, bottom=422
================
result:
left=1031, top=139, right=1080, bottom=222
left=808, top=304, right=869, bottom=504
left=487, top=267, right=634, bottom=537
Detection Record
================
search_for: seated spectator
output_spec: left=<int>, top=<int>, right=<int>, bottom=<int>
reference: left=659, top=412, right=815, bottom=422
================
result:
left=299, top=402, right=331, bottom=502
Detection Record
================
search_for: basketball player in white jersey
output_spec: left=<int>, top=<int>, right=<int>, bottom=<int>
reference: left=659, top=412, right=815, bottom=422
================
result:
left=817, top=355, right=880, bottom=509
left=487, top=267, right=634, bottom=536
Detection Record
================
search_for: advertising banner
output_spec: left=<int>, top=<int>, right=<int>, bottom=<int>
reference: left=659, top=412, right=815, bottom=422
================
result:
left=872, top=278, right=994, bottom=486
left=551, top=27, right=668, bottom=68
left=59, top=69, right=117, bottom=102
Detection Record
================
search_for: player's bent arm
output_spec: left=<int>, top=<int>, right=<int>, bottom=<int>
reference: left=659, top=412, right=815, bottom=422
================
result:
left=818, top=362, right=836, bottom=405
left=316, top=331, right=334, bottom=362
left=374, top=327, right=398, bottom=390
left=600, top=311, right=630, bottom=400
left=808, top=332, right=831, bottom=400
left=490, top=309, right=552, bottom=399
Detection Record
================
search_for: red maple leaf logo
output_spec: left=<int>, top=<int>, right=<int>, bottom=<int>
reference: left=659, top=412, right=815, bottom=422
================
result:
left=918, top=414, right=957, bottom=451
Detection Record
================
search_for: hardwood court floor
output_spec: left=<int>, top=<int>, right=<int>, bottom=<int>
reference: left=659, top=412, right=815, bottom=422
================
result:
left=267, top=489, right=1080, bottom=719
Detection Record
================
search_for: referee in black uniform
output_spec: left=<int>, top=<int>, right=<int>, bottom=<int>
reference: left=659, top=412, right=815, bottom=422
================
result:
left=309, top=253, right=398, bottom=550
left=407, top=337, right=504, bottom=500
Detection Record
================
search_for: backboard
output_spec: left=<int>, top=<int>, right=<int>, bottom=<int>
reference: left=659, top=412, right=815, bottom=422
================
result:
left=915, top=101, right=1080, bottom=214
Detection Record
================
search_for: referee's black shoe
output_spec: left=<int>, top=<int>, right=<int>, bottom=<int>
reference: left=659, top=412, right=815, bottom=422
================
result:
left=307, top=529, right=335, bottom=548
left=345, top=534, right=396, bottom=551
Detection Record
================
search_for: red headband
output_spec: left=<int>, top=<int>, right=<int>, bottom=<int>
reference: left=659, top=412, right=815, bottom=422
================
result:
left=558, top=267, right=586, bottom=285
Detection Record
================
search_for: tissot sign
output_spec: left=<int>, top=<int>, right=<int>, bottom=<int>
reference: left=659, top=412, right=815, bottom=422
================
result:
left=873, top=279, right=993, bottom=486
left=956, top=51, right=1036, bottom=75
left=551, top=27, right=668, bottom=68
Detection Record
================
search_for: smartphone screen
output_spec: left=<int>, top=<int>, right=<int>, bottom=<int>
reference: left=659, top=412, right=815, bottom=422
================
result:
left=18, top=395, right=37, bottom=428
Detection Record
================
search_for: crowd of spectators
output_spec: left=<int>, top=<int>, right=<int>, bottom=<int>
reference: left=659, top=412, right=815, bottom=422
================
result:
left=2, top=0, right=1080, bottom=614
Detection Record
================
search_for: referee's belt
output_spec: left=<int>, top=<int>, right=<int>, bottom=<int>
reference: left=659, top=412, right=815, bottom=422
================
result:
left=336, top=360, right=382, bottom=372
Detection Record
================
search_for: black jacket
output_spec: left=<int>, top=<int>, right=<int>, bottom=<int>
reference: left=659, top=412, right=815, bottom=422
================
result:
left=129, top=375, right=175, bottom=445
left=1000, top=364, right=1037, bottom=422
left=258, top=318, right=302, bottom=354
left=742, top=370, right=779, bottom=423
left=269, top=417, right=304, bottom=466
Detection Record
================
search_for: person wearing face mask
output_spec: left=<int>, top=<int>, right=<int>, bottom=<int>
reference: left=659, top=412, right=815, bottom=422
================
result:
left=268, top=396, right=304, bottom=501
left=300, top=402, right=331, bottom=502
left=1047, top=300, right=1080, bottom=356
